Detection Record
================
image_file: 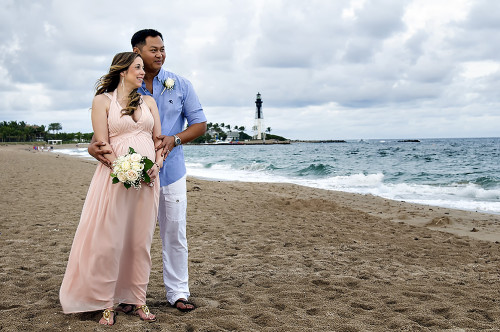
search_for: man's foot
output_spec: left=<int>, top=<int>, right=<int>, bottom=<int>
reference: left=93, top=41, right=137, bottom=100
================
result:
left=134, top=304, right=157, bottom=322
left=173, top=298, right=195, bottom=312
left=115, top=303, right=134, bottom=314
left=99, top=308, right=116, bottom=326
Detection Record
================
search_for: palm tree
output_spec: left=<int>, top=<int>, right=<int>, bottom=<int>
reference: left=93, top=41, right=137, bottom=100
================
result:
left=48, top=122, right=62, bottom=134
left=266, top=127, right=272, bottom=134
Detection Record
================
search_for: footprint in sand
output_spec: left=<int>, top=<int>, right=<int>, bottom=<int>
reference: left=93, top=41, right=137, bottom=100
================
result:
left=426, top=216, right=452, bottom=227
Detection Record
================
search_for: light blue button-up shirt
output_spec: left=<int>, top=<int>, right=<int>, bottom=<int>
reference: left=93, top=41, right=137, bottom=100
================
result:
left=138, top=68, right=206, bottom=186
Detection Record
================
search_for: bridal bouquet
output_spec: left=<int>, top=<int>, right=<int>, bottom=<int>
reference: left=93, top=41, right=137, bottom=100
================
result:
left=110, top=147, right=154, bottom=189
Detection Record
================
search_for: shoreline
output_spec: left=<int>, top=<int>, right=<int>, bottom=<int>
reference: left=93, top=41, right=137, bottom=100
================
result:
left=1, top=144, right=499, bottom=330
left=14, top=143, right=500, bottom=242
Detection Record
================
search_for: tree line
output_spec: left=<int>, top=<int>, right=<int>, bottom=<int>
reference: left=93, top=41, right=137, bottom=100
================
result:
left=192, top=122, right=285, bottom=143
left=0, top=121, right=93, bottom=143
left=1, top=120, right=287, bottom=144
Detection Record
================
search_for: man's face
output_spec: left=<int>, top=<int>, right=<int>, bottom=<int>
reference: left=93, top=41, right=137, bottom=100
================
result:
left=134, top=36, right=165, bottom=73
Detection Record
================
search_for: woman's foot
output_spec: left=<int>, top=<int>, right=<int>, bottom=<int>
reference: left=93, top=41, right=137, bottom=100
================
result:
left=99, top=308, right=116, bottom=326
left=134, top=304, right=156, bottom=322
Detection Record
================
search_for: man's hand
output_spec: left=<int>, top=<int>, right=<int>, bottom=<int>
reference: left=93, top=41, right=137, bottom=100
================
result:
left=155, top=135, right=175, bottom=160
left=88, top=141, right=112, bottom=168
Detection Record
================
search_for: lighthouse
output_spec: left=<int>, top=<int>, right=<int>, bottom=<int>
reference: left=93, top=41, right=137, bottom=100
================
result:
left=252, top=92, right=265, bottom=140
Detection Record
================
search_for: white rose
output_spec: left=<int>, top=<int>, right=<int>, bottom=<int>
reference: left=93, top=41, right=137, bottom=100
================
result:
left=130, top=153, right=142, bottom=162
left=117, top=172, right=127, bottom=182
left=132, top=162, right=143, bottom=171
left=161, top=78, right=175, bottom=95
left=121, top=161, right=131, bottom=171
left=126, top=169, right=139, bottom=182
left=165, top=78, right=175, bottom=90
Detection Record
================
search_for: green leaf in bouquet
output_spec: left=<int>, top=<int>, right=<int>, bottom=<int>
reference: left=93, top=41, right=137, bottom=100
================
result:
left=128, top=147, right=136, bottom=154
left=112, top=177, right=120, bottom=184
left=143, top=157, right=154, bottom=171
left=124, top=182, right=131, bottom=189
left=143, top=172, right=151, bottom=184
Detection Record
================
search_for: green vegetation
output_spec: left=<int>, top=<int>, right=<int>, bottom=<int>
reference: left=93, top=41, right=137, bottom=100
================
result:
left=1, top=120, right=287, bottom=145
left=0, top=121, right=93, bottom=143
left=191, top=122, right=286, bottom=143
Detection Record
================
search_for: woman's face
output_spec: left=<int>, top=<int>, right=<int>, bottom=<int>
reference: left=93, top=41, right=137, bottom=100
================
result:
left=123, top=57, right=145, bottom=88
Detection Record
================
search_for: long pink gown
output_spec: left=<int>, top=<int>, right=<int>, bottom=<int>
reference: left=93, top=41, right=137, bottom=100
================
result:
left=60, top=90, right=160, bottom=313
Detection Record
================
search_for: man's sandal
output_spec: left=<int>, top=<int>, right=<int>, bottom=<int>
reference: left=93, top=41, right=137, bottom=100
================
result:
left=115, top=303, right=134, bottom=314
left=99, top=308, right=117, bottom=326
left=134, top=304, right=157, bottom=322
left=173, top=298, right=196, bottom=312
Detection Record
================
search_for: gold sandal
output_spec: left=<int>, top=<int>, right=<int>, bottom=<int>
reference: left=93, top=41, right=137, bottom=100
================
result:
left=100, top=308, right=117, bottom=326
left=134, top=304, right=157, bottom=322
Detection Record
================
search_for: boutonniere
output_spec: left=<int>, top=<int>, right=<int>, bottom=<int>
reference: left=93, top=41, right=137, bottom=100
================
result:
left=161, top=78, right=175, bottom=95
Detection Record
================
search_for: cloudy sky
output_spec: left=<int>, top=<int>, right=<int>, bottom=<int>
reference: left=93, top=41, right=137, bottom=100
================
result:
left=1, top=0, right=499, bottom=140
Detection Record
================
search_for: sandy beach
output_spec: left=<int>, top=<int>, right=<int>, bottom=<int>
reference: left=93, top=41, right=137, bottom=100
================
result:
left=1, top=144, right=499, bottom=331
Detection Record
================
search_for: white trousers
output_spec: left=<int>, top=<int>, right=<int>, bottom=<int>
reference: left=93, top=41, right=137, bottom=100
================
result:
left=158, top=175, right=190, bottom=305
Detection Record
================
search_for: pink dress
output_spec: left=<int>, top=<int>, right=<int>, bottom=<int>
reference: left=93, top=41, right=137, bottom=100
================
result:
left=60, top=90, right=160, bottom=313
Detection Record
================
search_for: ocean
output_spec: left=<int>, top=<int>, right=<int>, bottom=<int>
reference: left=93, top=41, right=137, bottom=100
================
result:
left=54, top=137, right=500, bottom=214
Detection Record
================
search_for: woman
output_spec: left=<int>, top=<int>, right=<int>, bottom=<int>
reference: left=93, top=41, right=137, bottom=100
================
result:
left=60, top=52, right=162, bottom=325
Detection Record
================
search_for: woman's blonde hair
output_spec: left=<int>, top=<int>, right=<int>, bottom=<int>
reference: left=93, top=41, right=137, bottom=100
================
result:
left=95, top=52, right=142, bottom=116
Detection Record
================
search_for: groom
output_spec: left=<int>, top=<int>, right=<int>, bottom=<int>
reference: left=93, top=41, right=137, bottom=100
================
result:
left=89, top=29, right=207, bottom=311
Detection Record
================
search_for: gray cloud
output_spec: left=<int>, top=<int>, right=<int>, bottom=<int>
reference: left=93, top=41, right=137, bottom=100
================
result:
left=0, top=0, right=499, bottom=139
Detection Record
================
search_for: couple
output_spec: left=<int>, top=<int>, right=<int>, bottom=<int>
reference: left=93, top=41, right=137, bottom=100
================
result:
left=59, top=29, right=207, bottom=325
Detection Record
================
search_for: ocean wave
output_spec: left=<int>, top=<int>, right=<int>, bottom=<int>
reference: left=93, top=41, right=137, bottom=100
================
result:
left=241, top=162, right=271, bottom=172
left=296, top=163, right=334, bottom=177
left=473, top=176, right=500, bottom=189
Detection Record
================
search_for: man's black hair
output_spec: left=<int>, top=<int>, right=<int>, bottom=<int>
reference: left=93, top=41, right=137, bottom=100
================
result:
left=131, top=29, right=163, bottom=48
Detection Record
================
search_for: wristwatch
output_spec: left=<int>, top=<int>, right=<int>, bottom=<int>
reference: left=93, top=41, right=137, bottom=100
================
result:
left=173, top=134, right=182, bottom=146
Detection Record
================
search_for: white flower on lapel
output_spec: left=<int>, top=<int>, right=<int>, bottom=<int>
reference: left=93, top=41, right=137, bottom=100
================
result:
left=161, top=78, right=175, bottom=95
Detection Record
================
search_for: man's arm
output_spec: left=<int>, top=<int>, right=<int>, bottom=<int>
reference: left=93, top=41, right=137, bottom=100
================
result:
left=156, top=122, right=207, bottom=157
left=88, top=136, right=113, bottom=168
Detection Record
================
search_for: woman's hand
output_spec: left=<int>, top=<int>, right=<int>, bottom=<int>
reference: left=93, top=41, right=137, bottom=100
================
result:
left=147, top=162, right=162, bottom=186
left=155, top=135, right=174, bottom=160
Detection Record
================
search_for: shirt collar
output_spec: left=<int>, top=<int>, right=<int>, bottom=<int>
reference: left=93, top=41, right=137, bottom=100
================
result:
left=155, top=68, right=168, bottom=83
left=139, top=68, right=166, bottom=95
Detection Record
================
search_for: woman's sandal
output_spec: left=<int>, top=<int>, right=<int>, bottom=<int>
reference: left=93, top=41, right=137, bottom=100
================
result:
left=134, top=304, right=157, bottom=322
left=99, top=308, right=117, bottom=326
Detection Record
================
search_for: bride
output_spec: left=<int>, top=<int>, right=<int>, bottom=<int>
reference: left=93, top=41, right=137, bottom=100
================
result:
left=59, top=52, right=163, bottom=325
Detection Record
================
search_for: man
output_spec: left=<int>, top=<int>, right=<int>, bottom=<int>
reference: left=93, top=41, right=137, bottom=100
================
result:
left=89, top=29, right=207, bottom=311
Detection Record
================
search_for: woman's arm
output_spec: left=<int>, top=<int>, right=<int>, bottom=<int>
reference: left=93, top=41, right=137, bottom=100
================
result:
left=144, top=96, right=163, bottom=180
left=91, top=95, right=117, bottom=164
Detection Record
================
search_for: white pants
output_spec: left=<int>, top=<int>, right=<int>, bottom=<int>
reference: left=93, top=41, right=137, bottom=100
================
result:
left=158, top=175, right=190, bottom=305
